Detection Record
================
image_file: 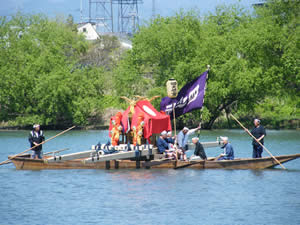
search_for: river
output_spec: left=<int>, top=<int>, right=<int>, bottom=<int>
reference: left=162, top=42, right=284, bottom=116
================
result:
left=0, top=129, right=300, bottom=225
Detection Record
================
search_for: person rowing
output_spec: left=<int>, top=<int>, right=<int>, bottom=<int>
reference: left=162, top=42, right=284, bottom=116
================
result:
left=250, top=119, right=266, bottom=158
left=28, top=124, right=45, bottom=159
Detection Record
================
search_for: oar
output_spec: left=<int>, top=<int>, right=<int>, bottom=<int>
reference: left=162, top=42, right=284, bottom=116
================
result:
left=0, top=126, right=76, bottom=166
left=230, top=114, right=286, bottom=170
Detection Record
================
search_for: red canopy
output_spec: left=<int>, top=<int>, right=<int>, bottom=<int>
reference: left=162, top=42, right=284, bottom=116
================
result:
left=121, top=100, right=172, bottom=139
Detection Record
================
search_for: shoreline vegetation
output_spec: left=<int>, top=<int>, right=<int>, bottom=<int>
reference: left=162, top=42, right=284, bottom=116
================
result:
left=0, top=0, right=299, bottom=130
left=1, top=116, right=299, bottom=131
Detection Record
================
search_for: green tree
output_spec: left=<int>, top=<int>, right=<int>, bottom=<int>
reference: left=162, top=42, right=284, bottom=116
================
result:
left=113, top=1, right=299, bottom=128
left=0, top=14, right=105, bottom=126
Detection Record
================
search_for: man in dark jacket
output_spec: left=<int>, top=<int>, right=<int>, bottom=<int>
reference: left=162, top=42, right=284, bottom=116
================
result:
left=191, top=137, right=207, bottom=160
left=28, top=124, right=45, bottom=159
left=251, top=119, right=266, bottom=158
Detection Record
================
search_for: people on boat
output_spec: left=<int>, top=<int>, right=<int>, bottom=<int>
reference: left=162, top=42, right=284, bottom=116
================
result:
left=166, top=131, right=175, bottom=144
left=157, top=131, right=176, bottom=159
left=190, top=137, right=207, bottom=160
left=217, top=136, right=234, bottom=160
left=250, top=119, right=266, bottom=158
left=166, top=131, right=185, bottom=160
left=28, top=124, right=45, bottom=159
left=177, top=126, right=201, bottom=152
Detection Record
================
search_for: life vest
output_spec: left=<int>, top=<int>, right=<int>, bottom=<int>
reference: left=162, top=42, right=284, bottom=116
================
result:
left=31, top=130, right=43, bottom=138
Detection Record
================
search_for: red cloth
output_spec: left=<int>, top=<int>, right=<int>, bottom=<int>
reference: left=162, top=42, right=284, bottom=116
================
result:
left=129, top=100, right=172, bottom=139
left=110, top=100, right=172, bottom=140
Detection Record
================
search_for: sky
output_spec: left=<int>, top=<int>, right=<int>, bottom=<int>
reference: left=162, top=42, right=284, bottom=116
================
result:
left=0, top=0, right=263, bottom=23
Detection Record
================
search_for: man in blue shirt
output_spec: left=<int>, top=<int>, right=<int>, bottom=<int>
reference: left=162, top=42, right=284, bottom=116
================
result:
left=166, top=131, right=175, bottom=145
left=157, top=131, right=176, bottom=159
left=217, top=136, right=234, bottom=160
left=177, top=126, right=201, bottom=151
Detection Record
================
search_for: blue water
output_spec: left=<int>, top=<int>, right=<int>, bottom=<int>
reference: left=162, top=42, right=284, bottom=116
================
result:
left=1, top=129, right=300, bottom=225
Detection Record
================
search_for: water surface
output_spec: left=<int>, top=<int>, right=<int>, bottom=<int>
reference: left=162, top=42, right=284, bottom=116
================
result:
left=0, top=129, right=300, bottom=225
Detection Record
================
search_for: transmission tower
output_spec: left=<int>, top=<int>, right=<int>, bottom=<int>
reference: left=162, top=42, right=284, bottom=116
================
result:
left=83, top=0, right=142, bottom=34
left=152, top=0, right=155, bottom=19
left=113, top=0, right=143, bottom=34
left=88, top=0, right=114, bottom=33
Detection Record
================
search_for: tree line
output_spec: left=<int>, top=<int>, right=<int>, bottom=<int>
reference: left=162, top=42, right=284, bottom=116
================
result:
left=0, top=0, right=299, bottom=129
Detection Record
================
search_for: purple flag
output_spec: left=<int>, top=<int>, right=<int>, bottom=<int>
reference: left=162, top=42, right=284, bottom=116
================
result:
left=160, top=71, right=208, bottom=119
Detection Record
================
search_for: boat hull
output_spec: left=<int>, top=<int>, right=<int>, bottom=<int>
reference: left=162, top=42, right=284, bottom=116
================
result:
left=9, top=153, right=300, bottom=170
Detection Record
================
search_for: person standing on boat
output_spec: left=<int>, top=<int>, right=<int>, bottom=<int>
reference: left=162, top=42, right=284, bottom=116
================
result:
left=28, top=124, right=45, bottom=159
left=250, top=119, right=266, bottom=158
left=190, top=137, right=207, bottom=160
left=177, top=126, right=201, bottom=151
left=217, top=136, right=234, bottom=160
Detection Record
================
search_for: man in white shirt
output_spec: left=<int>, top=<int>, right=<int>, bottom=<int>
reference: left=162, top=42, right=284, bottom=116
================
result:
left=177, top=126, right=201, bottom=151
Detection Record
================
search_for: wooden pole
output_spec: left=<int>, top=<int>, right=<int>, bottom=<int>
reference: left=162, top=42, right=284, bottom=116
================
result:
left=0, top=126, right=76, bottom=166
left=230, top=114, right=286, bottom=169
left=197, top=67, right=209, bottom=136
left=172, top=103, right=177, bottom=140
left=172, top=103, right=179, bottom=160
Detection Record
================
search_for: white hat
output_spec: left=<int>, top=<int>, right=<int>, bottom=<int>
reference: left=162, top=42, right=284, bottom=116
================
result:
left=161, top=130, right=167, bottom=136
left=183, top=127, right=189, bottom=131
left=220, top=136, right=228, bottom=141
left=167, top=131, right=172, bottom=135
left=33, top=124, right=40, bottom=128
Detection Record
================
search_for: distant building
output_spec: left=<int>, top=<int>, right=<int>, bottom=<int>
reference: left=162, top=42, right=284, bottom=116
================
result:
left=77, top=23, right=100, bottom=41
left=120, top=41, right=132, bottom=49
left=77, top=22, right=132, bottom=49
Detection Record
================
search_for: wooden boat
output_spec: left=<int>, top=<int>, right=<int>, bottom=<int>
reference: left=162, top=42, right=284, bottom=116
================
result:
left=9, top=153, right=300, bottom=170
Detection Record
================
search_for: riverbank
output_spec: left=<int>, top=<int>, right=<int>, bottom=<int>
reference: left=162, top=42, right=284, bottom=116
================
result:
left=1, top=120, right=299, bottom=131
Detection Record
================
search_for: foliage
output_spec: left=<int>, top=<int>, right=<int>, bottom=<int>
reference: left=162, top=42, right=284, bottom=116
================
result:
left=112, top=0, right=299, bottom=128
left=0, top=14, right=104, bottom=126
left=0, top=0, right=299, bottom=129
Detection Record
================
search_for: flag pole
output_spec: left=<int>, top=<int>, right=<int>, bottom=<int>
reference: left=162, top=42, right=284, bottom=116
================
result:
left=198, top=65, right=210, bottom=135
left=173, top=103, right=177, bottom=142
